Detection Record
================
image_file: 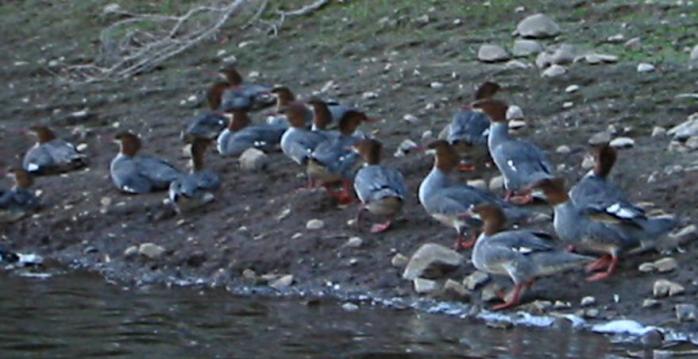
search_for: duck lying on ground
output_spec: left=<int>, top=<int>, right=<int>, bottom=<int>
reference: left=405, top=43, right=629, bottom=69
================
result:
left=170, top=137, right=221, bottom=213
left=0, top=168, right=40, bottom=223
left=110, top=132, right=182, bottom=194
left=23, top=125, right=87, bottom=175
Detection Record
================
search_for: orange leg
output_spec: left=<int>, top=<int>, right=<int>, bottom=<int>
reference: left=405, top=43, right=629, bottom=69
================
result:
left=457, top=162, right=476, bottom=172
left=453, top=231, right=478, bottom=251
left=492, top=282, right=526, bottom=311
left=370, top=221, right=393, bottom=233
left=336, top=180, right=355, bottom=205
left=586, top=255, right=618, bottom=282
left=585, top=254, right=612, bottom=272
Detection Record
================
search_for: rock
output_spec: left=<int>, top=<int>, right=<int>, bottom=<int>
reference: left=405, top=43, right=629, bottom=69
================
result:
left=653, top=279, right=685, bottom=297
left=306, top=219, right=325, bottom=230
left=565, top=85, right=580, bottom=93
left=413, top=278, right=439, bottom=294
left=403, top=114, right=418, bottom=123
left=512, top=39, right=543, bottom=57
left=541, top=64, right=566, bottom=78
left=506, top=105, right=524, bottom=120
left=138, top=243, right=165, bottom=259
left=342, top=302, right=359, bottom=312
left=504, top=59, right=532, bottom=69
left=554, top=300, right=572, bottom=309
left=583, top=308, right=599, bottom=318
left=580, top=296, right=596, bottom=307
left=654, top=257, right=678, bottom=273
left=402, top=243, right=463, bottom=280
left=588, top=131, right=612, bottom=145
left=515, top=13, right=560, bottom=39
left=489, top=176, right=505, bottom=191
left=362, top=91, right=378, bottom=99
left=442, top=279, right=471, bottom=301
left=690, top=45, right=698, bottom=65
left=391, top=253, right=409, bottom=268
left=123, top=245, right=138, bottom=257
left=551, top=44, right=577, bottom=65
left=676, top=304, right=697, bottom=322
left=637, top=63, right=655, bottom=73
left=642, top=298, right=660, bottom=308
left=269, top=274, right=294, bottom=290
left=535, top=52, right=552, bottom=69
left=638, top=262, right=656, bottom=273
left=467, top=179, right=487, bottom=191
left=102, top=3, right=122, bottom=15
left=463, top=271, right=490, bottom=290
left=667, top=115, right=698, bottom=140
left=480, top=283, right=502, bottom=302
left=430, top=82, right=444, bottom=89
left=640, top=329, right=664, bottom=349
left=242, top=268, right=257, bottom=282
left=345, top=236, right=363, bottom=248
left=686, top=136, right=698, bottom=149
left=239, top=148, right=268, bottom=171
left=670, top=224, right=697, bottom=241
left=609, top=137, right=635, bottom=148
left=652, top=126, right=667, bottom=137
left=624, top=37, right=642, bottom=49
left=528, top=300, right=552, bottom=314
left=394, top=139, right=418, bottom=157
left=562, top=102, right=574, bottom=109
left=478, top=44, right=510, bottom=63
left=556, top=145, right=571, bottom=154
left=584, top=53, right=619, bottom=65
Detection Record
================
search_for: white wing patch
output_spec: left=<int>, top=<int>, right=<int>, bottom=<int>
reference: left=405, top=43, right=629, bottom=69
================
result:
left=514, top=246, right=533, bottom=254
left=607, top=203, right=634, bottom=218
left=27, top=163, right=39, bottom=172
left=482, top=128, right=490, bottom=136
left=506, top=160, right=517, bottom=172
left=122, top=186, right=138, bottom=193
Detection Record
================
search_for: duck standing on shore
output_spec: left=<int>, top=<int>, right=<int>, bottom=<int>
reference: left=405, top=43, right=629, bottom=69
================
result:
left=474, top=99, right=554, bottom=204
left=353, top=139, right=407, bottom=233
left=216, top=110, right=286, bottom=156
left=23, top=125, right=87, bottom=175
left=533, top=178, right=676, bottom=282
left=467, top=203, right=592, bottom=310
left=0, top=168, right=40, bottom=223
left=207, top=64, right=274, bottom=113
left=170, top=137, right=221, bottom=213
left=418, top=140, right=528, bottom=250
left=110, top=132, right=182, bottom=194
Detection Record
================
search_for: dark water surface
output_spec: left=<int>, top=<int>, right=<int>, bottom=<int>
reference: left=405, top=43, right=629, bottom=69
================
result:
left=0, top=271, right=633, bottom=358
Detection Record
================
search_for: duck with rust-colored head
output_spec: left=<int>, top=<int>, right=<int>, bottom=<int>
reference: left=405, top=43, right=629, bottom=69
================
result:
left=418, top=140, right=529, bottom=251
left=216, top=109, right=286, bottom=157
left=169, top=137, right=221, bottom=213
left=110, top=132, right=182, bottom=194
left=467, top=203, right=592, bottom=310
left=23, top=125, right=87, bottom=175
left=474, top=99, right=555, bottom=205
left=207, top=64, right=274, bottom=113
left=533, top=178, right=676, bottom=282
left=353, top=139, right=407, bottom=233
left=0, top=168, right=41, bottom=223
left=280, top=102, right=330, bottom=166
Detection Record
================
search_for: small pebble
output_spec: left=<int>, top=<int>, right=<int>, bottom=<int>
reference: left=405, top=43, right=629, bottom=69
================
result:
left=580, top=296, right=596, bottom=307
left=306, top=219, right=325, bottom=230
left=342, top=302, right=359, bottom=312
left=345, top=237, right=363, bottom=248
left=637, top=63, right=655, bottom=73
left=556, top=145, right=571, bottom=154
left=565, top=84, right=579, bottom=93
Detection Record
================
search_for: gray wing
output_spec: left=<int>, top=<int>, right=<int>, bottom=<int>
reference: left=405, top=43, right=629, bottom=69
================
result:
left=447, top=110, right=490, bottom=147
left=134, top=155, right=181, bottom=189
left=493, top=139, right=554, bottom=189
left=570, top=175, right=646, bottom=223
left=490, top=230, right=555, bottom=253
left=311, top=136, right=361, bottom=177
left=281, top=129, right=327, bottom=164
left=354, top=166, right=406, bottom=203
left=110, top=157, right=153, bottom=193
left=184, top=113, right=227, bottom=140
left=22, top=144, right=53, bottom=173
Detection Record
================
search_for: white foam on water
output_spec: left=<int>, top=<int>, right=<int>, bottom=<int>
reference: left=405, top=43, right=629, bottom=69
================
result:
left=591, top=320, right=657, bottom=336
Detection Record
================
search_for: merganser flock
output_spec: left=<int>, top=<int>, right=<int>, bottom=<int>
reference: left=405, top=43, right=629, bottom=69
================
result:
left=3, top=66, right=683, bottom=310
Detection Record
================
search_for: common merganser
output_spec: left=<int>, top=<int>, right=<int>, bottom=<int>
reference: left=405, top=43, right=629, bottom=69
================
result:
left=0, top=168, right=40, bottom=223
left=216, top=110, right=286, bottom=156
left=307, top=109, right=370, bottom=204
left=474, top=99, right=554, bottom=204
left=181, top=112, right=228, bottom=142
left=169, top=137, right=221, bottom=213
left=280, top=102, right=329, bottom=167
left=307, top=97, right=351, bottom=131
left=467, top=203, right=591, bottom=310
left=265, top=86, right=308, bottom=128
left=418, top=140, right=528, bottom=250
left=533, top=178, right=676, bottom=282
left=207, top=64, right=274, bottom=113
left=353, top=139, right=407, bottom=233
left=110, top=132, right=182, bottom=194
left=22, top=125, right=87, bottom=175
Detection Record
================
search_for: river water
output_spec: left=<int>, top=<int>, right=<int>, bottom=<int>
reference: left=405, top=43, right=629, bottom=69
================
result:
left=0, top=271, right=636, bottom=358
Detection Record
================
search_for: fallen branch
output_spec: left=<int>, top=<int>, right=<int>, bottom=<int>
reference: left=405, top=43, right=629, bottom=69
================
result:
left=260, top=0, right=328, bottom=36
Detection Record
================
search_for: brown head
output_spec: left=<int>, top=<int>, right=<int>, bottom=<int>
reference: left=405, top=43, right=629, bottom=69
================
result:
left=426, top=140, right=459, bottom=172
left=29, top=125, right=56, bottom=144
left=219, top=64, right=243, bottom=86
left=338, top=110, right=369, bottom=136
left=531, top=178, right=569, bottom=206
left=354, top=138, right=382, bottom=165
left=207, top=81, right=228, bottom=111
left=227, top=110, right=251, bottom=131
left=469, top=204, right=506, bottom=236
left=114, top=132, right=141, bottom=157
left=474, top=81, right=501, bottom=101
left=592, top=143, right=617, bottom=178
left=7, top=167, right=33, bottom=189
left=190, top=137, right=211, bottom=172
left=271, top=86, right=296, bottom=110
left=307, top=97, right=332, bottom=130
left=472, top=98, right=508, bottom=123
left=283, top=102, right=311, bottom=128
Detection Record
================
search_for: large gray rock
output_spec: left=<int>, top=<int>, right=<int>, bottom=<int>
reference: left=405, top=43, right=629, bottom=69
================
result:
left=668, top=114, right=698, bottom=140
left=551, top=44, right=577, bottom=65
left=653, top=279, right=685, bottom=297
left=690, top=45, right=698, bottom=67
left=512, top=39, right=543, bottom=57
left=139, top=243, right=165, bottom=259
left=402, top=243, right=463, bottom=280
left=541, top=64, right=566, bottom=78
left=239, top=148, right=269, bottom=171
left=413, top=278, right=439, bottom=294
left=515, top=13, right=561, bottom=39
left=478, top=44, right=510, bottom=63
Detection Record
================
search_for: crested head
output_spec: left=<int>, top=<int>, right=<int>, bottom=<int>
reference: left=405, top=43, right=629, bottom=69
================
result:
left=114, top=131, right=141, bottom=156
left=593, top=143, right=617, bottom=178
left=220, top=64, right=243, bottom=86
left=7, top=167, right=33, bottom=189
left=471, top=203, right=506, bottom=235
left=338, top=110, right=368, bottom=135
left=472, top=98, right=508, bottom=123
left=426, top=140, right=459, bottom=172
left=29, top=125, right=56, bottom=144
left=474, top=81, right=501, bottom=101
left=532, top=177, right=568, bottom=205
left=354, top=138, right=382, bottom=165
left=283, top=102, right=311, bottom=128
left=190, top=137, right=211, bottom=171
left=228, top=110, right=251, bottom=131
